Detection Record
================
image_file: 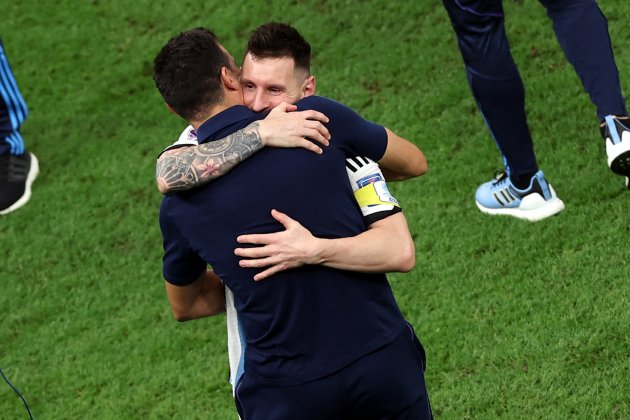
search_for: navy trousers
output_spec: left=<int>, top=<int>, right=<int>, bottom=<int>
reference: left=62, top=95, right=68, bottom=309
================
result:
left=234, top=325, right=432, bottom=420
left=0, top=37, right=27, bottom=156
left=443, top=0, right=627, bottom=178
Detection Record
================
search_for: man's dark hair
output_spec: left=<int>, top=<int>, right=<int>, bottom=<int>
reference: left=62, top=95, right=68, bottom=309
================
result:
left=153, top=28, right=232, bottom=121
left=246, top=22, right=311, bottom=73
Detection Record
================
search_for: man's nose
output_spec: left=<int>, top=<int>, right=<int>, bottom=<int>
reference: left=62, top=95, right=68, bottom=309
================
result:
left=251, top=91, right=270, bottom=112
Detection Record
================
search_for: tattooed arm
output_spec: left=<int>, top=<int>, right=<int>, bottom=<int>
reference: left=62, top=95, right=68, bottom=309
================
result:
left=156, top=102, right=330, bottom=194
left=157, top=122, right=264, bottom=193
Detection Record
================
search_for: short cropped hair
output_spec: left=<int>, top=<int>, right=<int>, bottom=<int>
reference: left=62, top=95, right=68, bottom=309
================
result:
left=153, top=28, right=232, bottom=121
left=246, top=22, right=311, bottom=73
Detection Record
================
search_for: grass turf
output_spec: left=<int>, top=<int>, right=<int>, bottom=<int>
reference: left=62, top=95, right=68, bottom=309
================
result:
left=1, top=1, right=629, bottom=418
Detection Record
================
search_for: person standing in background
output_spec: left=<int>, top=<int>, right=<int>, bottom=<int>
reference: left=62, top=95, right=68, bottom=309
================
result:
left=443, top=0, right=630, bottom=222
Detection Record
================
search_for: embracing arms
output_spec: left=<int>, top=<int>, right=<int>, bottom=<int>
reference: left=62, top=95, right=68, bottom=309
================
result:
left=232, top=126, right=427, bottom=280
left=156, top=103, right=330, bottom=193
left=235, top=209, right=415, bottom=281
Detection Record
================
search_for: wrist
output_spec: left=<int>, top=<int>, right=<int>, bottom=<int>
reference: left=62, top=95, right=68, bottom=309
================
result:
left=312, top=238, right=331, bottom=265
left=255, top=120, right=270, bottom=147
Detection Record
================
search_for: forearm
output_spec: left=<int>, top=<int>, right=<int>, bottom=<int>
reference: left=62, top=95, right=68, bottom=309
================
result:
left=156, top=122, right=263, bottom=193
left=380, top=167, right=407, bottom=182
left=378, top=127, right=428, bottom=181
left=166, top=270, right=226, bottom=321
left=156, top=106, right=331, bottom=194
left=190, top=270, right=226, bottom=319
left=315, top=213, right=415, bottom=273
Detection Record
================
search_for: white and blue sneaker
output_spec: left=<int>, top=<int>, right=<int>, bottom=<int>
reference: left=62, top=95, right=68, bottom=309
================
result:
left=475, top=170, right=565, bottom=222
left=602, top=115, right=630, bottom=189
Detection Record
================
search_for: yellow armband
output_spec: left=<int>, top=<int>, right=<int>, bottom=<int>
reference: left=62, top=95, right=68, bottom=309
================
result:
left=354, top=181, right=400, bottom=208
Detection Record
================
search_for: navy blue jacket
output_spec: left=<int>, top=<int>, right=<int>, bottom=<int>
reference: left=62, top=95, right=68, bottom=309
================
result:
left=160, top=96, right=406, bottom=385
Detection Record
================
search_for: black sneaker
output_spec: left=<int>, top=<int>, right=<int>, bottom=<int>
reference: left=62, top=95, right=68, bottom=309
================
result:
left=0, top=152, right=39, bottom=215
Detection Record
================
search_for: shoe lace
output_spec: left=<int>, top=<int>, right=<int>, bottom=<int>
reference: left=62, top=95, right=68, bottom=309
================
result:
left=492, top=170, right=509, bottom=185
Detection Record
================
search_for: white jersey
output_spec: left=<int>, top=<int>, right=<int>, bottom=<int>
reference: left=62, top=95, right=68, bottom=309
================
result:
left=163, top=124, right=198, bottom=152
left=224, top=286, right=245, bottom=394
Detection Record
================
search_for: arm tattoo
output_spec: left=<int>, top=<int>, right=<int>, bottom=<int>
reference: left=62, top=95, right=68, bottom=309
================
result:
left=156, top=122, right=263, bottom=193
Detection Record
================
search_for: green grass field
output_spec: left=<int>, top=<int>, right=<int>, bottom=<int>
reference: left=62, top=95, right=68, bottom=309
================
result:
left=2, top=1, right=629, bottom=418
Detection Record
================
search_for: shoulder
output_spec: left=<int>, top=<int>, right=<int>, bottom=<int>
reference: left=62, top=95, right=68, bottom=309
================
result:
left=297, top=96, right=372, bottom=133
left=296, top=95, right=355, bottom=115
left=296, top=97, right=387, bottom=160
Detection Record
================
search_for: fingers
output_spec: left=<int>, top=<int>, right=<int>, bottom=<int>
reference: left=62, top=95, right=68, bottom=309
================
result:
left=281, top=115, right=330, bottom=144
left=236, top=210, right=292, bottom=245
left=259, top=107, right=331, bottom=153
left=237, top=255, right=295, bottom=281
left=239, top=258, right=291, bottom=281
left=305, top=110, right=329, bottom=124
left=235, top=246, right=273, bottom=259
left=304, top=120, right=331, bottom=145
left=237, top=253, right=277, bottom=266
left=283, top=103, right=298, bottom=112
left=281, top=111, right=331, bottom=142
left=297, top=114, right=330, bottom=139
left=253, top=266, right=283, bottom=281
left=270, top=209, right=297, bottom=229
left=292, top=121, right=329, bottom=153
left=269, top=101, right=298, bottom=115
left=236, top=233, right=276, bottom=245
left=298, top=139, right=323, bottom=155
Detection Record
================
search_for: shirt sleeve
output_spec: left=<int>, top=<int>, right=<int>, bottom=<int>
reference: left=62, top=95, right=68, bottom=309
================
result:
left=297, top=96, right=388, bottom=161
left=159, top=198, right=207, bottom=285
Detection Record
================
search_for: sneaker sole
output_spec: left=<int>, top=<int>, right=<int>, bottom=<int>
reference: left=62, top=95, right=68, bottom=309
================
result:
left=476, top=195, right=565, bottom=222
left=607, top=139, right=630, bottom=177
left=610, top=150, right=630, bottom=176
left=0, top=153, right=39, bottom=215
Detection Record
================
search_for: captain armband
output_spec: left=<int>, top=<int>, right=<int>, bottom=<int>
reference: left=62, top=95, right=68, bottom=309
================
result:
left=346, top=156, right=403, bottom=225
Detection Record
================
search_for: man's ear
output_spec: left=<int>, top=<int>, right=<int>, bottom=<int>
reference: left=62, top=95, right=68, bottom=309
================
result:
left=221, top=67, right=240, bottom=91
left=303, top=75, right=316, bottom=97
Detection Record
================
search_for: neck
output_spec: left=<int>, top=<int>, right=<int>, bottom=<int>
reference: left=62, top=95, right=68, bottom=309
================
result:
left=189, top=103, right=229, bottom=130
left=189, top=90, right=243, bottom=130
